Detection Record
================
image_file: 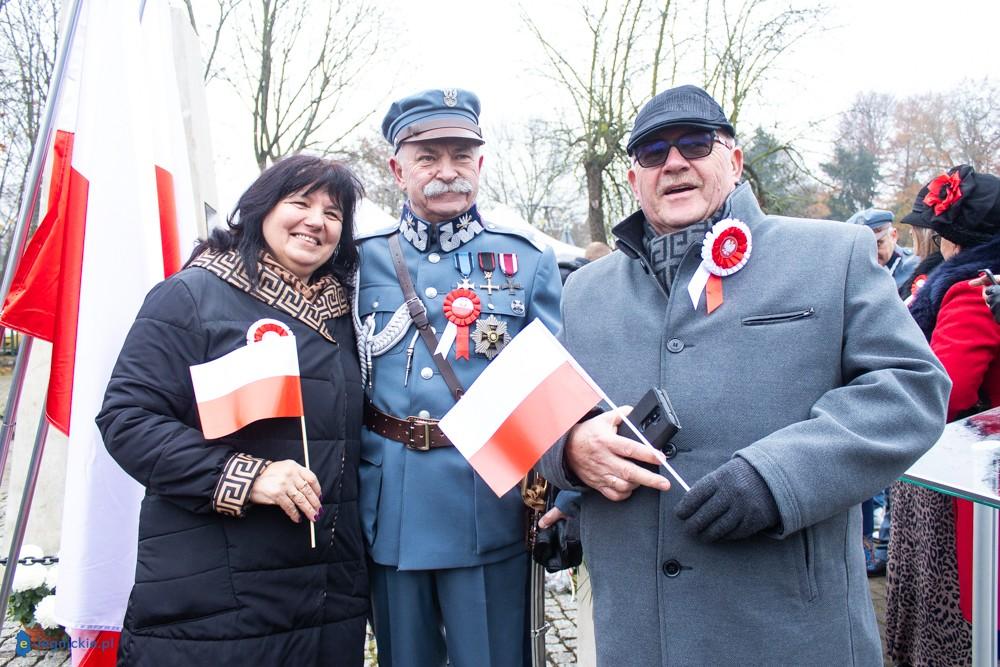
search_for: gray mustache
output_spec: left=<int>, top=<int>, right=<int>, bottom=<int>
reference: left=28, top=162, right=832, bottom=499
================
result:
left=424, top=178, right=474, bottom=198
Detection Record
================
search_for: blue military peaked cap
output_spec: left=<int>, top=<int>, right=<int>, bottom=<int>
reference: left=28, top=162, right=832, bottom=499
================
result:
left=381, top=88, right=484, bottom=151
left=847, top=208, right=894, bottom=239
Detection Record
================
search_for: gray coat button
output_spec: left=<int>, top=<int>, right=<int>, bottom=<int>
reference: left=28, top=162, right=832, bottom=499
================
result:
left=666, top=338, right=684, bottom=353
left=428, top=253, right=441, bottom=263
left=663, top=443, right=677, bottom=459
left=662, top=559, right=682, bottom=577
left=420, top=367, right=433, bottom=380
left=417, top=410, right=431, bottom=419
left=425, top=287, right=439, bottom=299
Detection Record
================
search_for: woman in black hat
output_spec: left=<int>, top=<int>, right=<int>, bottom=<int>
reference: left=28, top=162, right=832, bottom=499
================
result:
left=886, top=164, right=1000, bottom=666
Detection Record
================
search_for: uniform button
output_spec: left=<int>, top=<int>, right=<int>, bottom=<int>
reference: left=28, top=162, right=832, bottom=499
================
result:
left=417, top=410, right=431, bottom=419
left=420, top=367, right=433, bottom=380
left=663, top=443, right=677, bottom=459
left=662, top=559, right=682, bottom=578
left=666, top=338, right=684, bottom=353
left=372, top=300, right=379, bottom=309
left=425, top=287, right=438, bottom=299
left=428, top=253, right=441, bottom=264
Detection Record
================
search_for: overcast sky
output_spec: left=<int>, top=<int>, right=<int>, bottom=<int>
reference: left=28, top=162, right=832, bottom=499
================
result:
left=207, top=0, right=1000, bottom=211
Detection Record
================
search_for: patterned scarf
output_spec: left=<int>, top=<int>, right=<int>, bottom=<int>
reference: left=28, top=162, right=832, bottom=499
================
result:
left=642, top=204, right=730, bottom=294
left=188, top=249, right=349, bottom=343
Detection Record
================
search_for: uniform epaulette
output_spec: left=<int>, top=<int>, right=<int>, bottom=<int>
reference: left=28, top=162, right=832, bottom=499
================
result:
left=356, top=222, right=400, bottom=241
left=480, top=220, right=547, bottom=252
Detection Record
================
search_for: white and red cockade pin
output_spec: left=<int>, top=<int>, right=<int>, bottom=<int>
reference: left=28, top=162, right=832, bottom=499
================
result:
left=686, top=218, right=752, bottom=314
left=246, top=318, right=293, bottom=344
left=435, top=288, right=482, bottom=360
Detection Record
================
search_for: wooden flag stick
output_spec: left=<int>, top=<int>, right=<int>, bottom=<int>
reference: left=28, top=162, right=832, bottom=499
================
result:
left=301, top=415, right=315, bottom=549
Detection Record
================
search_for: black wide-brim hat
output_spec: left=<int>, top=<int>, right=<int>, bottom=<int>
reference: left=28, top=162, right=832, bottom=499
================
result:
left=903, top=165, right=1000, bottom=247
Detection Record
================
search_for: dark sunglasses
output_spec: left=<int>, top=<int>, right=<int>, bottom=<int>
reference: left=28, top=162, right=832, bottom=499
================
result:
left=632, top=130, right=728, bottom=168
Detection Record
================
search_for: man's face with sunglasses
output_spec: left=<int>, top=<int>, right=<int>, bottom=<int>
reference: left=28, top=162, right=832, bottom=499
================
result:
left=627, top=125, right=743, bottom=235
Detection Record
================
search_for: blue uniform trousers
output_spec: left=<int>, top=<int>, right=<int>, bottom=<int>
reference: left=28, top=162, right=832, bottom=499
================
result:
left=369, top=552, right=529, bottom=667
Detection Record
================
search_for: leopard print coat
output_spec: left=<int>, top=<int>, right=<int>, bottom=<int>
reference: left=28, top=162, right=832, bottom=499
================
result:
left=885, top=481, right=971, bottom=666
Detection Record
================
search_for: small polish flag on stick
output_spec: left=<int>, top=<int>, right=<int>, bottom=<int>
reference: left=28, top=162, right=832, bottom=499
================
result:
left=190, top=334, right=315, bottom=547
left=190, top=335, right=304, bottom=439
left=440, top=320, right=687, bottom=496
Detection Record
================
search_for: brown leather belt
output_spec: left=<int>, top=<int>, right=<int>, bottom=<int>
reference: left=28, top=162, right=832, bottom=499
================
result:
left=363, top=401, right=452, bottom=451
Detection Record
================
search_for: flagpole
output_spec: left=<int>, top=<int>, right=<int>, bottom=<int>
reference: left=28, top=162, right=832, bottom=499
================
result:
left=0, top=0, right=84, bottom=310
left=0, top=402, right=50, bottom=622
left=300, top=416, right=315, bottom=549
left=0, top=0, right=84, bottom=625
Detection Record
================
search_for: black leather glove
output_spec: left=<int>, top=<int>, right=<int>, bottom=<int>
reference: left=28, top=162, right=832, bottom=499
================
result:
left=986, top=285, right=1000, bottom=325
left=674, top=457, right=779, bottom=542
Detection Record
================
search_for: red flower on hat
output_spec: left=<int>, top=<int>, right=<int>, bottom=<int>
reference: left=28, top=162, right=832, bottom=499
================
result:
left=923, top=171, right=963, bottom=215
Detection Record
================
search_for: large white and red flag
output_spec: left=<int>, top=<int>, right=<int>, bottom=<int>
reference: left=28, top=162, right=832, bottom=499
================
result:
left=0, top=1, right=203, bottom=663
left=439, top=319, right=602, bottom=496
left=190, top=335, right=305, bottom=440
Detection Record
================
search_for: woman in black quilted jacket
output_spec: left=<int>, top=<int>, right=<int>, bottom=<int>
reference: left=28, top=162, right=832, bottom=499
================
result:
left=98, top=155, right=368, bottom=666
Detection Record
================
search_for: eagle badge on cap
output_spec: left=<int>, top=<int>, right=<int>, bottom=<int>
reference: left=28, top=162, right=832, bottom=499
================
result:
left=442, top=89, right=458, bottom=107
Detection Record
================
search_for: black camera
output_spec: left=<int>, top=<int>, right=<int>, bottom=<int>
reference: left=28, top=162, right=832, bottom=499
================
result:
left=617, top=387, right=681, bottom=451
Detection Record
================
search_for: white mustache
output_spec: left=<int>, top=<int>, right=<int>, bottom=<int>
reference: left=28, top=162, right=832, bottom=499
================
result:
left=423, top=178, right=474, bottom=198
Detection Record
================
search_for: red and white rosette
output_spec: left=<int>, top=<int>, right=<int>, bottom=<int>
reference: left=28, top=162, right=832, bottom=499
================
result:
left=246, top=318, right=293, bottom=344
left=434, top=288, right=482, bottom=360
left=686, top=218, right=752, bottom=314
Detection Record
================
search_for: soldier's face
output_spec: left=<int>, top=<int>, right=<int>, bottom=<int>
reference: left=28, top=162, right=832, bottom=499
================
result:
left=391, top=139, right=483, bottom=222
left=627, top=125, right=743, bottom=235
left=875, top=227, right=898, bottom=266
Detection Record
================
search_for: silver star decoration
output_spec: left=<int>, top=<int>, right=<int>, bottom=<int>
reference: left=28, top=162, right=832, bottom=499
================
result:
left=472, top=315, right=510, bottom=360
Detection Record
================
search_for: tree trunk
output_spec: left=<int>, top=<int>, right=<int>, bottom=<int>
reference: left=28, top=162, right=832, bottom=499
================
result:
left=585, top=162, right=607, bottom=244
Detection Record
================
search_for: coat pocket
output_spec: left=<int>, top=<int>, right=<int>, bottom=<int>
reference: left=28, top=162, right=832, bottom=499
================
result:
left=129, top=523, right=239, bottom=630
left=794, top=527, right=818, bottom=602
left=741, top=307, right=815, bottom=326
left=358, top=439, right=383, bottom=546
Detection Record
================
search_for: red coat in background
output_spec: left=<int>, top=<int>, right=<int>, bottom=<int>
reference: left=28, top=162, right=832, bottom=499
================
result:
left=934, top=281, right=1000, bottom=624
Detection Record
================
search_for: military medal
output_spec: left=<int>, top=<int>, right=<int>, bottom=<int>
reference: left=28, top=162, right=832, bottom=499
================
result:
left=686, top=218, right=752, bottom=315
left=472, top=315, right=510, bottom=360
left=478, top=252, right=501, bottom=310
left=499, top=252, right=522, bottom=294
left=435, top=288, right=481, bottom=360
left=454, top=252, right=476, bottom=290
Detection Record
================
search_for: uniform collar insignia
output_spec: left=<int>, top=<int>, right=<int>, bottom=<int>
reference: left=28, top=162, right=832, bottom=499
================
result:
left=398, top=202, right=485, bottom=252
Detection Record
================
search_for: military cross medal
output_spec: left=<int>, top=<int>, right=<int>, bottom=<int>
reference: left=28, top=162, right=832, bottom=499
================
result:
left=478, top=252, right=500, bottom=310
left=498, top=252, right=522, bottom=294
left=472, top=315, right=510, bottom=360
left=454, top=252, right=475, bottom=290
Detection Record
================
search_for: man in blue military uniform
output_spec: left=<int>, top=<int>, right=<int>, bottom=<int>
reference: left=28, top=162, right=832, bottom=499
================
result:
left=848, top=207, right=920, bottom=289
left=353, top=88, right=562, bottom=666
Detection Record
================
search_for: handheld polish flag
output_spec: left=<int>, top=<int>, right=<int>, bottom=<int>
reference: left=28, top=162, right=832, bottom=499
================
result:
left=440, top=320, right=687, bottom=496
left=190, top=328, right=317, bottom=548
left=190, top=331, right=304, bottom=439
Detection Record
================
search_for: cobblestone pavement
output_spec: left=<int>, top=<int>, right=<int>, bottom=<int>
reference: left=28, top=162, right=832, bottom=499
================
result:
left=0, top=621, right=70, bottom=666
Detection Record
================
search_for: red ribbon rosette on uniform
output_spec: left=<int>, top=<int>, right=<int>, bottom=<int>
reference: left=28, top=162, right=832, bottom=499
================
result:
left=436, top=288, right=481, bottom=360
left=686, top=218, right=752, bottom=314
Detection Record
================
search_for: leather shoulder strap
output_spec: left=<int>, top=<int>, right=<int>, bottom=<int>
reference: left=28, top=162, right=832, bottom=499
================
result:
left=388, top=234, right=464, bottom=401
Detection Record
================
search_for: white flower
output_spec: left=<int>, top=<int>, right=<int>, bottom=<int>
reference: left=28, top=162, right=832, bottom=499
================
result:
left=11, top=563, right=47, bottom=593
left=33, top=594, right=60, bottom=630
left=44, top=564, right=59, bottom=590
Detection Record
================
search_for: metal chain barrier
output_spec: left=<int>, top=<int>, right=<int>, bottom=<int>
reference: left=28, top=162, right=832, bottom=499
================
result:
left=0, top=555, right=59, bottom=567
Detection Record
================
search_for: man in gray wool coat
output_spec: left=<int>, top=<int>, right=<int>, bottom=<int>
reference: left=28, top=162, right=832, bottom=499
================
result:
left=537, top=84, right=951, bottom=666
